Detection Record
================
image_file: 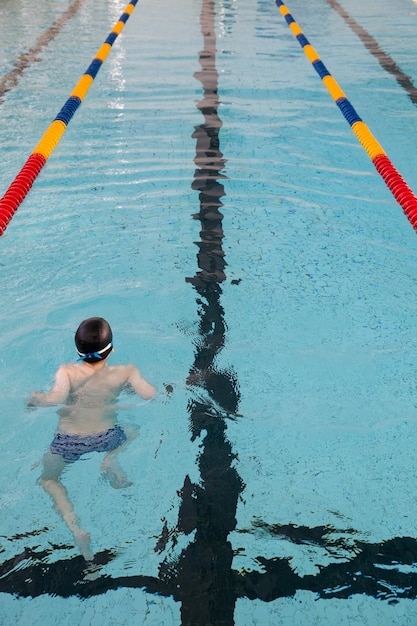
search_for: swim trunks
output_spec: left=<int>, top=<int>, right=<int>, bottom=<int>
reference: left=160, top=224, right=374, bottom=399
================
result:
left=50, top=425, right=127, bottom=462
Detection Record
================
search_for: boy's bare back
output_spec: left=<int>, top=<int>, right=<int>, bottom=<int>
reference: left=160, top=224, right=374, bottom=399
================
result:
left=30, top=360, right=156, bottom=435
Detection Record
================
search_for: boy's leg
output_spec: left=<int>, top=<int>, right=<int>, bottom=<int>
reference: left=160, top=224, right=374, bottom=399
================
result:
left=40, top=450, right=93, bottom=561
left=100, top=424, right=139, bottom=489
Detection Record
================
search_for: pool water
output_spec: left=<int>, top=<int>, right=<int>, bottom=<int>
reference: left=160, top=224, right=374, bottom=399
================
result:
left=1, top=0, right=417, bottom=623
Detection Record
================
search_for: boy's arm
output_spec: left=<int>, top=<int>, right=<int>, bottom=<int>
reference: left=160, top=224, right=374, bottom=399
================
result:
left=28, top=366, right=71, bottom=407
left=127, top=366, right=157, bottom=400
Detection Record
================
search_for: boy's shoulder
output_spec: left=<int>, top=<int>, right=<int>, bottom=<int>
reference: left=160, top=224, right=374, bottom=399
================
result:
left=60, top=362, right=84, bottom=374
left=105, top=363, right=140, bottom=386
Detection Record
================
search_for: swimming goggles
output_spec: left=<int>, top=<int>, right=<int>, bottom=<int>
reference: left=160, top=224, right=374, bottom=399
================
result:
left=77, top=341, right=113, bottom=361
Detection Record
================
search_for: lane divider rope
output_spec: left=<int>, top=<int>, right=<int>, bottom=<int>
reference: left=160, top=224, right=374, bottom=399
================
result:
left=0, top=0, right=139, bottom=236
left=275, top=0, right=417, bottom=232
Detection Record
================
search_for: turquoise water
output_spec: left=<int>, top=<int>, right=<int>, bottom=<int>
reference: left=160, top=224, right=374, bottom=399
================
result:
left=2, top=0, right=417, bottom=623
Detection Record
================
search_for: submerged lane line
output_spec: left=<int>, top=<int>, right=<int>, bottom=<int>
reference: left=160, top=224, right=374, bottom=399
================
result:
left=274, top=0, right=417, bottom=233
left=0, top=0, right=86, bottom=104
left=0, top=0, right=139, bottom=236
left=324, top=0, right=417, bottom=107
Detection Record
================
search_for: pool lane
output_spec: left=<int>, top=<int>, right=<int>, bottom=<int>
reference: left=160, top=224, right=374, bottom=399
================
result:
left=275, top=0, right=417, bottom=232
left=0, top=0, right=85, bottom=104
left=0, top=0, right=139, bottom=235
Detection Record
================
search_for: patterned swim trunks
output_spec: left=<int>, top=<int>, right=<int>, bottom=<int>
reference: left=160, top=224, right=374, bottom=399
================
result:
left=50, top=425, right=127, bottom=462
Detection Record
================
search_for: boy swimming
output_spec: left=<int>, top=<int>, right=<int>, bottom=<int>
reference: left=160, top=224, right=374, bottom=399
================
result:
left=28, top=317, right=157, bottom=560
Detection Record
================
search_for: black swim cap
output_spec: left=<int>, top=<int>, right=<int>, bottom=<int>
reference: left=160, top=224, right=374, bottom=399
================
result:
left=75, top=317, right=113, bottom=363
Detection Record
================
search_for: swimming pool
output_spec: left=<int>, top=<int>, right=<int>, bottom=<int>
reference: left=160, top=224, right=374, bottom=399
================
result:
left=1, top=0, right=417, bottom=623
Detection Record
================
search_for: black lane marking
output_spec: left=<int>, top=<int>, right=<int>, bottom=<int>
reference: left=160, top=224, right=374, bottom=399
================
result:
left=2, top=530, right=417, bottom=605
left=0, top=0, right=85, bottom=104
left=186, top=0, right=227, bottom=290
left=324, top=0, right=417, bottom=106
left=168, top=0, right=244, bottom=621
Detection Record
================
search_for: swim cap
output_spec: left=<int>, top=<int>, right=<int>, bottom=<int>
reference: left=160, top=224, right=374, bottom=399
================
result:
left=75, top=317, right=113, bottom=363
